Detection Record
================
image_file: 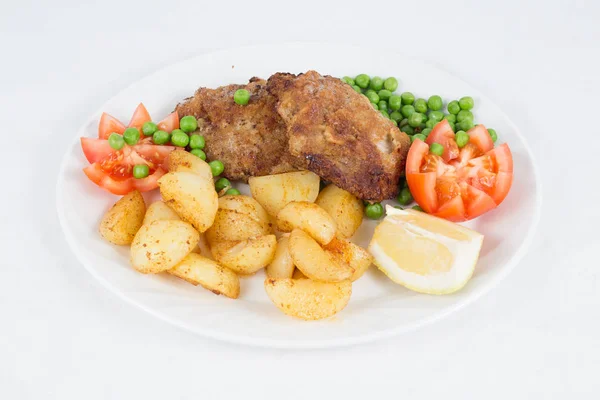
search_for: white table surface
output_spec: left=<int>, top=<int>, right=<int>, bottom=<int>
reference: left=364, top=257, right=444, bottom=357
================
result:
left=2, top=0, right=599, bottom=398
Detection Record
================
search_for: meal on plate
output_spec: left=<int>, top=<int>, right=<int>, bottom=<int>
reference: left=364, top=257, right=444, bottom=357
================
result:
left=79, top=70, right=513, bottom=320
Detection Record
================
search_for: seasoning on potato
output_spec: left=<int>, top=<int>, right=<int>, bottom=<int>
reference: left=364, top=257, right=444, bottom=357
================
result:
left=276, top=201, right=337, bottom=245
left=99, top=190, right=146, bottom=245
left=316, top=184, right=363, bottom=238
left=210, top=234, right=277, bottom=275
left=168, top=253, right=240, bottom=299
left=266, top=235, right=295, bottom=279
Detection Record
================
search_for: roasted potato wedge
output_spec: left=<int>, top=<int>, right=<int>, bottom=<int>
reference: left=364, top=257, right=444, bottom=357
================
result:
left=143, top=201, right=181, bottom=226
left=158, top=171, right=218, bottom=232
left=288, top=229, right=353, bottom=282
left=323, top=237, right=373, bottom=282
left=218, top=195, right=272, bottom=233
left=276, top=201, right=337, bottom=245
left=167, top=149, right=213, bottom=181
left=266, top=235, right=295, bottom=279
left=249, top=171, right=320, bottom=217
left=168, top=253, right=240, bottom=299
left=99, top=190, right=146, bottom=245
left=316, top=184, right=364, bottom=238
left=292, top=268, right=307, bottom=279
left=210, top=235, right=277, bottom=275
left=130, top=220, right=199, bottom=274
left=205, top=209, right=269, bottom=244
left=264, top=278, right=352, bottom=320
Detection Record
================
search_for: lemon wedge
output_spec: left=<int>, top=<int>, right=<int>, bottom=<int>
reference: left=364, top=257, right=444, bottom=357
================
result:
left=368, top=206, right=484, bottom=295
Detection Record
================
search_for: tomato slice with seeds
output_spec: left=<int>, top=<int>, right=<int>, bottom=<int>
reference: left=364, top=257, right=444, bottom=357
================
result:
left=425, top=120, right=459, bottom=162
left=406, top=124, right=514, bottom=221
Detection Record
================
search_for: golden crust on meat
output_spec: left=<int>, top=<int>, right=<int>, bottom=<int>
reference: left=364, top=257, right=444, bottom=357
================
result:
left=267, top=71, right=411, bottom=201
left=175, top=78, right=296, bottom=182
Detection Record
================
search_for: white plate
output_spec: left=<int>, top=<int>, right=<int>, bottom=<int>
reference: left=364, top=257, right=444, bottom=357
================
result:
left=56, top=43, right=542, bottom=348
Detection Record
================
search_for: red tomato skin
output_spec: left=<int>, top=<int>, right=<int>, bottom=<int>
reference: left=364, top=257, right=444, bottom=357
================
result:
left=426, top=120, right=459, bottom=162
left=406, top=139, right=429, bottom=173
left=133, top=168, right=166, bottom=192
left=81, top=138, right=113, bottom=163
left=83, top=164, right=133, bottom=195
left=433, top=195, right=467, bottom=222
left=406, top=172, right=438, bottom=213
left=467, top=125, right=494, bottom=153
left=98, top=113, right=126, bottom=140
left=157, top=111, right=180, bottom=132
left=128, top=103, right=152, bottom=132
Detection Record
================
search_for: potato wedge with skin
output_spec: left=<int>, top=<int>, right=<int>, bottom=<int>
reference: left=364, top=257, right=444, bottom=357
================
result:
left=276, top=201, right=337, bottom=245
left=316, top=184, right=364, bottom=238
left=266, top=235, right=295, bottom=279
left=130, top=220, right=199, bottom=274
left=168, top=253, right=240, bottom=299
left=211, top=235, right=277, bottom=275
left=167, top=149, right=213, bottom=181
left=323, top=237, right=373, bottom=282
left=99, top=190, right=146, bottom=245
left=143, top=201, right=181, bottom=226
left=264, top=278, right=352, bottom=320
left=158, top=171, right=218, bottom=232
left=292, top=268, right=307, bottom=279
left=218, top=195, right=272, bottom=233
left=249, top=171, right=320, bottom=217
left=288, top=229, right=353, bottom=282
left=205, top=209, right=269, bottom=244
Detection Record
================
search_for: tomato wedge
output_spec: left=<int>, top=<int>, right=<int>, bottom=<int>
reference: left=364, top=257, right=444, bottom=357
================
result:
left=157, top=111, right=180, bottom=132
left=98, top=112, right=126, bottom=140
left=128, top=103, right=152, bottom=132
left=406, top=125, right=513, bottom=221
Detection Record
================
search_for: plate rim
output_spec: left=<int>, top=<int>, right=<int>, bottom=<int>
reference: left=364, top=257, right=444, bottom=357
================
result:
left=56, top=42, right=543, bottom=349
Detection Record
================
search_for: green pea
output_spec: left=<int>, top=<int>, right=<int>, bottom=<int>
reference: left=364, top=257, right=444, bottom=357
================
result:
left=414, top=98, right=428, bottom=113
left=488, top=128, right=498, bottom=142
left=403, top=125, right=414, bottom=135
left=421, top=112, right=428, bottom=122
left=444, top=114, right=456, bottom=123
left=234, top=89, right=250, bottom=105
left=447, top=100, right=460, bottom=115
left=225, top=188, right=241, bottom=196
left=132, top=164, right=149, bottom=179
left=412, top=205, right=423, bottom=212
left=401, top=92, right=415, bottom=105
left=411, top=133, right=426, bottom=143
left=430, top=143, right=444, bottom=156
left=123, top=127, right=140, bottom=145
left=108, top=133, right=125, bottom=150
left=383, top=77, right=399, bottom=92
left=421, top=128, right=432, bottom=136
left=425, top=119, right=437, bottom=129
left=355, top=74, right=370, bottom=89
left=152, top=130, right=170, bottom=145
left=390, top=111, right=403, bottom=122
left=455, top=130, right=469, bottom=148
left=397, top=187, right=413, bottom=205
left=429, top=110, right=444, bottom=122
left=365, top=202, right=384, bottom=219
left=142, top=122, right=158, bottom=136
left=180, top=116, right=198, bottom=133
left=459, top=96, right=474, bottom=110
left=189, top=134, right=205, bottom=149
left=457, top=109, right=474, bottom=123
left=372, top=102, right=379, bottom=110
left=352, top=85, right=362, bottom=93
left=448, top=121, right=456, bottom=132
left=390, top=119, right=398, bottom=127
left=215, top=177, right=231, bottom=191
left=378, top=89, right=392, bottom=101
left=170, top=129, right=189, bottom=147
left=378, top=100, right=388, bottom=112
left=408, top=112, right=424, bottom=127
left=427, top=95, right=443, bottom=111
left=190, top=149, right=206, bottom=160
left=401, top=105, right=415, bottom=118
left=380, top=110, right=390, bottom=119
left=365, top=90, right=379, bottom=104
left=389, top=95, right=402, bottom=111
left=457, top=119, right=474, bottom=131
left=369, top=76, right=384, bottom=91
left=209, top=160, right=224, bottom=176
left=342, top=76, right=355, bottom=85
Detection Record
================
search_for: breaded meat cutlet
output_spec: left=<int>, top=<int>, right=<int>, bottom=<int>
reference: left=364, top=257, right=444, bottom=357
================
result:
left=175, top=77, right=295, bottom=182
left=267, top=70, right=411, bottom=201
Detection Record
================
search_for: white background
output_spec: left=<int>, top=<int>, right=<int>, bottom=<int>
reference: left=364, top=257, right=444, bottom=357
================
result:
left=2, top=0, right=599, bottom=398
